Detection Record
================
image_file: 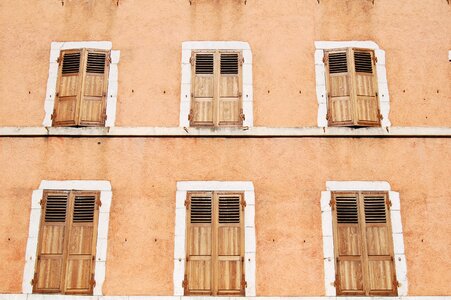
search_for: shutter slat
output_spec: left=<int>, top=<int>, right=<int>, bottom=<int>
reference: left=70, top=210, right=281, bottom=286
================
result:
left=62, top=53, right=81, bottom=74
left=336, top=196, right=358, bottom=224
left=364, top=195, right=387, bottom=223
left=219, top=196, right=240, bottom=224
left=354, top=51, right=373, bottom=73
left=45, top=196, right=68, bottom=223
left=329, top=52, right=348, bottom=74
left=86, top=53, right=106, bottom=74
left=191, top=196, right=212, bottom=223
left=220, top=53, right=239, bottom=75
left=195, top=54, right=214, bottom=75
left=73, top=195, right=95, bottom=223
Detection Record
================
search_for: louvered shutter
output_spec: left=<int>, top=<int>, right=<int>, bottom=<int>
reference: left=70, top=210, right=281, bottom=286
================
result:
left=64, top=192, right=99, bottom=294
left=216, top=193, right=244, bottom=295
left=332, top=192, right=365, bottom=295
left=353, top=49, right=380, bottom=126
left=362, top=192, right=397, bottom=295
left=325, top=50, right=354, bottom=126
left=186, top=192, right=213, bottom=295
left=53, top=50, right=82, bottom=126
left=191, top=53, right=215, bottom=126
left=78, top=50, right=109, bottom=126
left=218, top=52, right=242, bottom=125
left=34, top=191, right=69, bottom=293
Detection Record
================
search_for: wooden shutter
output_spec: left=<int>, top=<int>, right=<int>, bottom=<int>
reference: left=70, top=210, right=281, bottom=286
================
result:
left=325, top=49, right=354, bottom=126
left=218, top=52, right=242, bottom=126
left=216, top=193, right=244, bottom=295
left=332, top=192, right=365, bottom=295
left=53, top=50, right=82, bottom=126
left=34, top=191, right=69, bottom=293
left=64, top=192, right=99, bottom=294
left=78, top=50, right=110, bottom=126
left=191, top=53, right=215, bottom=126
left=353, top=49, right=380, bottom=126
left=186, top=192, right=213, bottom=295
left=362, top=192, right=397, bottom=295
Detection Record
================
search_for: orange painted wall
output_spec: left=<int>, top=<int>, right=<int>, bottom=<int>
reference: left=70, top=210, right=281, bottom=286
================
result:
left=0, top=0, right=450, bottom=127
left=0, top=137, right=449, bottom=295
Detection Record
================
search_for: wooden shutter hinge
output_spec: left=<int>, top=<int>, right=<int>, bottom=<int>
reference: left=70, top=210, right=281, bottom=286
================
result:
left=386, top=198, right=392, bottom=209
left=240, top=57, right=245, bottom=66
left=393, top=279, right=400, bottom=288
left=57, top=56, right=62, bottom=64
left=90, top=274, right=96, bottom=287
left=189, top=55, right=194, bottom=66
left=241, top=199, right=247, bottom=209
left=378, top=109, right=383, bottom=120
left=240, top=109, right=246, bottom=121
left=184, top=199, right=190, bottom=208
left=39, top=199, right=46, bottom=207
left=241, top=276, right=247, bottom=289
left=329, top=199, right=336, bottom=210
left=96, top=199, right=102, bottom=209
left=325, top=111, right=330, bottom=121
left=188, top=109, right=193, bottom=121
left=31, top=272, right=38, bottom=286
left=373, top=55, right=378, bottom=64
left=323, top=53, right=328, bottom=64
left=103, top=113, right=108, bottom=121
left=182, top=274, right=188, bottom=288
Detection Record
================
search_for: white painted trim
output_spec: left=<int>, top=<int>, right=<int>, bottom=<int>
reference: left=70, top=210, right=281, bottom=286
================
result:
left=174, top=181, right=256, bottom=296
left=2, top=126, right=451, bottom=137
left=320, top=181, right=408, bottom=296
left=42, top=41, right=120, bottom=127
left=179, top=41, right=253, bottom=128
left=23, top=180, right=113, bottom=296
left=314, top=41, right=391, bottom=127
left=448, top=50, right=451, bottom=61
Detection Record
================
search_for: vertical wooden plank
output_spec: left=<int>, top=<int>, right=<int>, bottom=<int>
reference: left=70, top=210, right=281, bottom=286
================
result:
left=190, top=52, right=215, bottom=126
left=218, top=51, right=242, bottom=126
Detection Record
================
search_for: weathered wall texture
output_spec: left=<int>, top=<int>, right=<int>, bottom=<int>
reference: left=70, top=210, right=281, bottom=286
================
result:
left=0, top=137, right=449, bottom=295
left=0, top=0, right=450, bottom=127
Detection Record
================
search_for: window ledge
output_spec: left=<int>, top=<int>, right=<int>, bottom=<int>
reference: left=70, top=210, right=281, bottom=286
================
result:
left=0, top=126, right=450, bottom=137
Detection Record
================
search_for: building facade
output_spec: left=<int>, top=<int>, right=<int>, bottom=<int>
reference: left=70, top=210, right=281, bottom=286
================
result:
left=0, top=0, right=450, bottom=299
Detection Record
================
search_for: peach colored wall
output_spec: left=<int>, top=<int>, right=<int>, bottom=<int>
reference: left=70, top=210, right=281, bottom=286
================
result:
left=0, top=137, right=449, bottom=295
left=0, top=0, right=450, bottom=127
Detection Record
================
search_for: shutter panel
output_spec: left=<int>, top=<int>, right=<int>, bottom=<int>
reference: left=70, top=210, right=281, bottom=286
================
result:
left=186, top=192, right=213, bottom=295
left=53, top=50, right=82, bottom=126
left=78, top=50, right=109, bottom=126
left=34, top=191, right=69, bottom=293
left=218, top=52, right=242, bottom=126
left=325, top=50, right=354, bottom=126
left=191, top=53, right=215, bottom=126
left=64, top=192, right=99, bottom=294
left=332, top=192, right=365, bottom=295
left=353, top=49, right=380, bottom=126
left=362, top=192, right=397, bottom=295
left=216, top=193, right=244, bottom=295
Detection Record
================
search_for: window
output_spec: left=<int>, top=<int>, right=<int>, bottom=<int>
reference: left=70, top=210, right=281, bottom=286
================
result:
left=324, top=48, right=380, bottom=127
left=32, top=190, right=100, bottom=295
left=184, top=191, right=245, bottom=295
left=52, top=49, right=110, bottom=127
left=189, top=51, right=244, bottom=127
left=331, top=191, right=397, bottom=296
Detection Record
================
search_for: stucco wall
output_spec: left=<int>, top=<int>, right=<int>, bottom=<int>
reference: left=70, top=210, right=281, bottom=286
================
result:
left=0, top=137, right=449, bottom=296
left=0, top=0, right=450, bottom=127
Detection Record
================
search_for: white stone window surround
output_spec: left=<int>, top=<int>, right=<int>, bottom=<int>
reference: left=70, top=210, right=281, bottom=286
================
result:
left=320, top=181, right=408, bottom=297
left=23, top=180, right=113, bottom=296
left=42, top=41, right=120, bottom=127
left=314, top=41, right=391, bottom=128
left=179, top=41, right=253, bottom=128
left=174, top=181, right=256, bottom=296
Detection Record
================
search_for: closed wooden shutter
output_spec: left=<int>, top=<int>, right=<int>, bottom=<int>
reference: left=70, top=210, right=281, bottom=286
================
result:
left=33, top=190, right=99, bottom=295
left=34, top=191, right=69, bottom=293
left=332, top=191, right=397, bottom=296
left=53, top=50, right=82, bottom=126
left=191, top=53, right=215, bottom=126
left=218, top=53, right=242, bottom=125
left=78, top=50, right=109, bottom=126
left=185, top=191, right=244, bottom=296
left=325, top=49, right=354, bottom=126
left=353, top=50, right=380, bottom=126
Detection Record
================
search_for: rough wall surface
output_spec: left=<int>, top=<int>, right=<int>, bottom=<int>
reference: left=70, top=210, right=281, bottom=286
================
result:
left=0, top=137, right=449, bottom=295
left=0, top=0, right=450, bottom=127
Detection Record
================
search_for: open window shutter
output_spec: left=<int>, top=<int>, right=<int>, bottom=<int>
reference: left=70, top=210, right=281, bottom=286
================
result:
left=53, top=50, right=82, bottom=126
left=34, top=191, right=69, bottom=293
left=78, top=50, right=109, bottom=126
left=191, top=53, right=215, bottom=126
left=353, top=49, right=380, bottom=126
left=186, top=192, right=213, bottom=295
left=325, top=50, right=354, bottom=126
left=64, top=192, right=99, bottom=294
left=216, top=193, right=244, bottom=295
left=218, top=52, right=242, bottom=126
left=362, top=192, right=397, bottom=295
left=332, top=192, right=365, bottom=295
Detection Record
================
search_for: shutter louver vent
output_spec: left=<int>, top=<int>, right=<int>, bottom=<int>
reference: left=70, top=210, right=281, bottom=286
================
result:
left=86, top=52, right=106, bottom=74
left=45, top=195, right=68, bottom=222
left=364, top=195, right=386, bottom=223
left=62, top=53, right=81, bottom=74
left=328, top=52, right=348, bottom=74
left=73, top=195, right=96, bottom=223
left=190, top=196, right=212, bottom=223
left=354, top=52, right=373, bottom=73
left=219, top=196, right=240, bottom=223
left=336, top=196, right=358, bottom=224
left=195, top=54, right=214, bottom=75
left=220, top=53, right=239, bottom=75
